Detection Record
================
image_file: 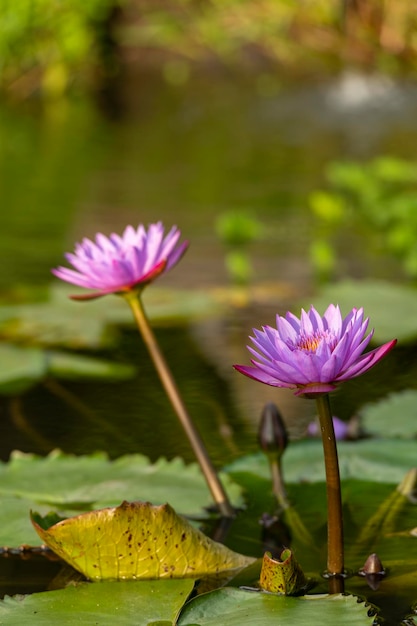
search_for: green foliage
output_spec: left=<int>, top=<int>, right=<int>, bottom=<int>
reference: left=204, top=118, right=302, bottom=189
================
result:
left=0, top=450, right=243, bottom=546
left=0, top=582, right=375, bottom=625
left=0, top=284, right=222, bottom=350
left=0, top=579, right=195, bottom=625
left=178, top=588, right=375, bottom=626
left=0, top=345, right=47, bottom=394
left=216, top=212, right=263, bottom=248
left=309, top=157, right=417, bottom=281
left=360, top=390, right=417, bottom=439
left=3, top=0, right=415, bottom=100
left=224, top=251, right=253, bottom=285
left=215, top=211, right=263, bottom=286
left=305, top=279, right=417, bottom=343
left=0, top=0, right=120, bottom=98
left=0, top=344, right=136, bottom=394
left=121, top=0, right=416, bottom=77
left=1, top=446, right=417, bottom=621
left=227, top=438, right=417, bottom=485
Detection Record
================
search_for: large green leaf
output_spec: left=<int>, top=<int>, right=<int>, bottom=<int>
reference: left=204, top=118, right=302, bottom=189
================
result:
left=0, top=344, right=47, bottom=394
left=178, top=588, right=376, bottom=626
left=0, top=496, right=46, bottom=547
left=46, top=350, right=136, bottom=381
left=303, top=279, right=417, bottom=343
left=0, top=285, right=221, bottom=350
left=0, top=451, right=243, bottom=547
left=31, top=501, right=255, bottom=580
left=360, top=390, right=417, bottom=438
left=0, top=579, right=194, bottom=625
left=0, top=344, right=135, bottom=395
left=226, top=439, right=417, bottom=484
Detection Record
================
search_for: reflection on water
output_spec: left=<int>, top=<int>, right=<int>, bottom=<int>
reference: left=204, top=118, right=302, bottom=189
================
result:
left=0, top=325, right=253, bottom=465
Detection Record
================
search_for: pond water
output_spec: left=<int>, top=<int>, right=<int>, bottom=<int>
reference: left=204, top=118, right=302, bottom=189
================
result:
left=1, top=72, right=417, bottom=621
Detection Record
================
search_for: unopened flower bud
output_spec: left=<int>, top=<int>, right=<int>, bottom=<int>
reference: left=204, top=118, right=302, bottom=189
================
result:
left=358, top=553, right=386, bottom=591
left=258, top=402, right=288, bottom=457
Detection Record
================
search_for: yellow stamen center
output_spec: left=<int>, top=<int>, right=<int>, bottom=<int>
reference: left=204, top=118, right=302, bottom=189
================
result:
left=297, top=335, right=322, bottom=352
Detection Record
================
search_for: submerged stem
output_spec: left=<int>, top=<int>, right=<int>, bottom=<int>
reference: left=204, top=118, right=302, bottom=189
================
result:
left=315, top=393, right=344, bottom=592
left=125, top=292, right=234, bottom=518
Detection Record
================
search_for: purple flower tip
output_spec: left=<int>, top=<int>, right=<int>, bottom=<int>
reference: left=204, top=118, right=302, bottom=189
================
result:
left=308, top=416, right=349, bottom=440
left=234, top=304, right=397, bottom=397
left=52, top=222, right=188, bottom=299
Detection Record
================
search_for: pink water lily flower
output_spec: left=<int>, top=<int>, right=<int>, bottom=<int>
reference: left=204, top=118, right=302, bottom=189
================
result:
left=52, top=222, right=188, bottom=299
left=234, top=304, right=396, bottom=397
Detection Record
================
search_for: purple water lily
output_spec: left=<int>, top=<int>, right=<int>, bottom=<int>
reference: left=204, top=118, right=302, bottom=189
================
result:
left=308, top=416, right=349, bottom=440
left=234, top=304, right=396, bottom=397
left=52, top=222, right=188, bottom=299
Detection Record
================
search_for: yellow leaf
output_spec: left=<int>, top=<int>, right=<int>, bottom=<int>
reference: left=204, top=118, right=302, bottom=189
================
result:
left=259, top=549, right=307, bottom=595
left=31, top=501, right=255, bottom=581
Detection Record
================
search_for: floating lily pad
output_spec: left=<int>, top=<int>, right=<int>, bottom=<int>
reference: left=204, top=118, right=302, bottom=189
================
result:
left=360, top=390, right=417, bottom=438
left=0, top=284, right=222, bottom=350
left=0, top=451, right=243, bottom=547
left=178, top=588, right=376, bottom=626
left=222, top=469, right=417, bottom=572
left=226, top=439, right=417, bottom=484
left=31, top=501, right=254, bottom=580
left=46, top=350, right=136, bottom=381
left=0, top=579, right=194, bottom=625
left=303, top=279, right=417, bottom=343
left=0, top=344, right=47, bottom=394
left=0, top=344, right=136, bottom=395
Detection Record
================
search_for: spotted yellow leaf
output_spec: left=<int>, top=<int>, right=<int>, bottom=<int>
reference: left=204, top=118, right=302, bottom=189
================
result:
left=31, top=500, right=255, bottom=581
left=259, top=549, right=307, bottom=595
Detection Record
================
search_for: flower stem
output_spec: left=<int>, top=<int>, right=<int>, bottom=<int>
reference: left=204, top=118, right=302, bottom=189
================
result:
left=125, top=292, right=235, bottom=518
left=269, top=456, right=289, bottom=509
left=315, top=393, right=344, bottom=593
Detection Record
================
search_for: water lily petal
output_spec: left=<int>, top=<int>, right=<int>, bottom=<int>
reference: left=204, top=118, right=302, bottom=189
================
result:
left=234, top=305, right=396, bottom=397
left=336, top=339, right=397, bottom=381
left=233, top=364, right=294, bottom=388
left=52, top=223, right=187, bottom=297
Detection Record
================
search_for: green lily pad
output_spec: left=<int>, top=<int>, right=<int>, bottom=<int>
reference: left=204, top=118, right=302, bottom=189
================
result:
left=303, top=279, right=417, bottom=343
left=226, top=439, right=417, bottom=484
left=0, top=579, right=194, bottom=625
left=222, top=471, right=417, bottom=578
left=178, top=588, right=376, bottom=626
left=0, top=451, right=243, bottom=547
left=47, top=350, right=136, bottom=381
left=0, top=496, right=47, bottom=548
left=0, top=344, right=136, bottom=395
left=360, top=390, right=417, bottom=438
left=0, top=344, right=47, bottom=394
left=31, top=501, right=254, bottom=580
left=0, top=284, right=222, bottom=350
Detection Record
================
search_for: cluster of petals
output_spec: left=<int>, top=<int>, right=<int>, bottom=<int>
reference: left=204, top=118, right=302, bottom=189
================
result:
left=52, top=222, right=188, bottom=299
left=234, top=304, right=396, bottom=396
